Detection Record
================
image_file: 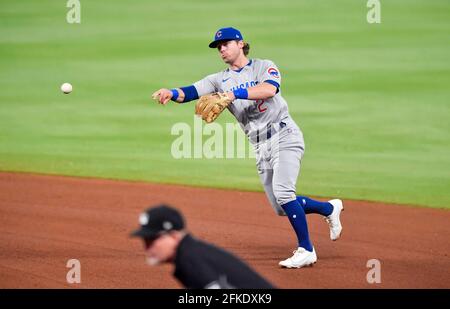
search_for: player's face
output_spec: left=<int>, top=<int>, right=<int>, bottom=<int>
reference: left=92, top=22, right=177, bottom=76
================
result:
left=143, top=234, right=178, bottom=265
left=217, top=40, right=243, bottom=64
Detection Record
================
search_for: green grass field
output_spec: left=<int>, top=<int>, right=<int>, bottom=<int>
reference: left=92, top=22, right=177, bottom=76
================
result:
left=1, top=0, right=449, bottom=208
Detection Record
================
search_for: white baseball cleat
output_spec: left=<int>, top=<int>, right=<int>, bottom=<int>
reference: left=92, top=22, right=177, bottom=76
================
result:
left=279, top=247, right=317, bottom=268
left=326, top=199, right=344, bottom=241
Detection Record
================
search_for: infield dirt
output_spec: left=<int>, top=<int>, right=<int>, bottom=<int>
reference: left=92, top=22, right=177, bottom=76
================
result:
left=0, top=172, right=449, bottom=288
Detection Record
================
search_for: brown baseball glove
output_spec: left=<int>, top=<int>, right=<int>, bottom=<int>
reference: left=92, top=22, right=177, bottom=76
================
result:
left=195, top=92, right=233, bottom=123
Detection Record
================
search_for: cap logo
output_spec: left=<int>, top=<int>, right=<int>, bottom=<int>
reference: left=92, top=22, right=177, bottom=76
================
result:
left=139, top=213, right=149, bottom=225
left=236, top=34, right=239, bottom=38
left=163, top=221, right=173, bottom=230
left=216, top=31, right=222, bottom=38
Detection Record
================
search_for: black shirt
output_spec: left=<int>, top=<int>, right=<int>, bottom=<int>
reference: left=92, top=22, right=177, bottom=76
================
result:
left=173, top=234, right=275, bottom=289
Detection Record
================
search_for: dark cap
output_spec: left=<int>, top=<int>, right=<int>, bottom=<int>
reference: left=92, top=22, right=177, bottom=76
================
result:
left=130, top=205, right=185, bottom=240
left=209, top=27, right=243, bottom=48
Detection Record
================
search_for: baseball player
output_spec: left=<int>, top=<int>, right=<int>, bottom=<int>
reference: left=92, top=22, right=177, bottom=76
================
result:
left=152, top=27, right=344, bottom=268
left=131, top=204, right=275, bottom=288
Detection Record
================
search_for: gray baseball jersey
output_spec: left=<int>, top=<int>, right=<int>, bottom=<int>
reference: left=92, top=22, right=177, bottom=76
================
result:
left=193, top=58, right=305, bottom=213
left=193, top=58, right=295, bottom=144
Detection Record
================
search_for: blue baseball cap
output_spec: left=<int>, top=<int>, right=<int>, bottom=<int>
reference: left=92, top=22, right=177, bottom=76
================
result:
left=209, top=27, right=244, bottom=48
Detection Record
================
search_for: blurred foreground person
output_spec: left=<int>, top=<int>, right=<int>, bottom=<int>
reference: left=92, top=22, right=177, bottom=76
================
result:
left=131, top=204, right=274, bottom=289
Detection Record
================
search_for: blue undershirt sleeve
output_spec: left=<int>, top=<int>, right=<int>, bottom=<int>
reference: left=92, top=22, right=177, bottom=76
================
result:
left=179, top=85, right=199, bottom=103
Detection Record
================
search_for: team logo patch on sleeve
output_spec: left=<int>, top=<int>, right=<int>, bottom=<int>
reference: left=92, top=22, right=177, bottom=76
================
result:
left=268, top=67, right=280, bottom=78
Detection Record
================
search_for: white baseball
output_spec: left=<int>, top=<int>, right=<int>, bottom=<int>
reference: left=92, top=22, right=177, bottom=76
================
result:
left=61, top=83, right=73, bottom=94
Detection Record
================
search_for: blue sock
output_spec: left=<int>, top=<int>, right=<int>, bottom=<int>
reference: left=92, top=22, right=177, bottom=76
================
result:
left=281, top=200, right=313, bottom=252
left=297, top=196, right=333, bottom=216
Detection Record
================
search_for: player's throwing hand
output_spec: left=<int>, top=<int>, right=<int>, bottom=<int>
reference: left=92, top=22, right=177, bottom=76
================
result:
left=152, top=88, right=173, bottom=105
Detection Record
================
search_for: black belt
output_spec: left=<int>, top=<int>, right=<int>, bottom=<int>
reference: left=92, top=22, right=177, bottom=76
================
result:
left=256, top=121, right=286, bottom=143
